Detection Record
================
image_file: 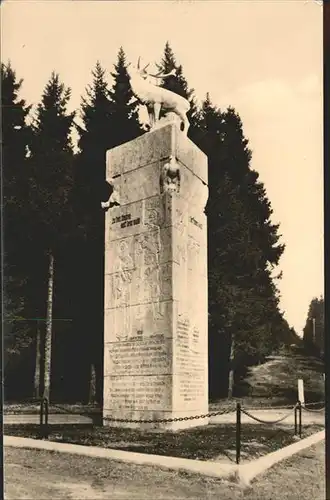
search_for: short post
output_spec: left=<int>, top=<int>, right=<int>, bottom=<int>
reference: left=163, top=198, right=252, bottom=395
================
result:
left=44, top=397, right=49, bottom=439
left=236, top=402, right=241, bottom=465
left=298, top=379, right=305, bottom=407
left=294, top=404, right=298, bottom=435
left=298, top=401, right=302, bottom=438
left=39, top=397, right=44, bottom=438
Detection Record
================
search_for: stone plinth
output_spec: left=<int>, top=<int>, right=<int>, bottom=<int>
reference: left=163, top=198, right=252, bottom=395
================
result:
left=103, top=123, right=209, bottom=430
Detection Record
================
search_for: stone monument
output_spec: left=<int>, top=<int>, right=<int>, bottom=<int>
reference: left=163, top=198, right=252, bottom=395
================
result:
left=102, top=61, right=208, bottom=430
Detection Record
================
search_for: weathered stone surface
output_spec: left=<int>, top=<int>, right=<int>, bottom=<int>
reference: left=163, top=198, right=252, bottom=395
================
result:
left=106, top=125, right=175, bottom=177
left=103, top=123, right=208, bottom=430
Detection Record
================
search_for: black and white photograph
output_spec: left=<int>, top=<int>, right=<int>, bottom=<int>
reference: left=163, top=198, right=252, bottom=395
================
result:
left=2, top=1, right=325, bottom=498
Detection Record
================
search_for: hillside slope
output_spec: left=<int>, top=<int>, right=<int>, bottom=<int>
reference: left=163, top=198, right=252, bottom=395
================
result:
left=212, top=348, right=324, bottom=408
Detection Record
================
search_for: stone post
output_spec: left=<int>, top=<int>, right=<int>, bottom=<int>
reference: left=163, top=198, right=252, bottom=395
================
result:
left=103, top=123, right=209, bottom=430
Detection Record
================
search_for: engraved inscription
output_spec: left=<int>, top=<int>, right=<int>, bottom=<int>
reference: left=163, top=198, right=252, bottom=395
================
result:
left=121, top=217, right=140, bottom=228
left=105, top=339, right=172, bottom=410
left=112, top=214, right=131, bottom=224
left=111, top=213, right=141, bottom=228
left=106, top=376, right=170, bottom=410
left=107, top=340, right=171, bottom=377
left=176, top=318, right=206, bottom=404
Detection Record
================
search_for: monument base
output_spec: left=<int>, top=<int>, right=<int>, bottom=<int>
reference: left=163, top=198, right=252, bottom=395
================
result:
left=103, top=123, right=209, bottom=431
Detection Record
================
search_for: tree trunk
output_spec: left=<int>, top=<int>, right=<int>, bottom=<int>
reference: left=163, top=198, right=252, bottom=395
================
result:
left=33, top=320, right=41, bottom=398
left=89, top=363, right=96, bottom=404
left=43, top=251, right=54, bottom=401
left=228, top=336, right=235, bottom=399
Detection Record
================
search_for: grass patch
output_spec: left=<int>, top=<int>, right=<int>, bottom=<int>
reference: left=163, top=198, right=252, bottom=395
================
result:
left=4, top=422, right=323, bottom=463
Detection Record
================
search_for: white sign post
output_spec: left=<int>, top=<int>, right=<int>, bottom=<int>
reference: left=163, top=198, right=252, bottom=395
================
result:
left=298, top=379, right=305, bottom=406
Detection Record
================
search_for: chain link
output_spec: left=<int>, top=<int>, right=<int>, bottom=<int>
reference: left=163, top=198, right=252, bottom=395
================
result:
left=302, top=406, right=325, bottom=413
left=241, top=405, right=297, bottom=425
left=305, top=401, right=325, bottom=407
left=102, top=407, right=235, bottom=424
left=242, top=403, right=298, bottom=411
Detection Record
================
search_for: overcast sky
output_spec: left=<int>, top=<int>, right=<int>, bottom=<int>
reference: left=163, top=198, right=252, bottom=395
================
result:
left=2, top=0, right=323, bottom=334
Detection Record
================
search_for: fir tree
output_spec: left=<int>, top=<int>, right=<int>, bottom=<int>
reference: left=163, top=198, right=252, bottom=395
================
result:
left=2, top=62, right=34, bottom=399
left=28, top=72, right=75, bottom=401
left=76, top=61, right=113, bottom=210
left=74, top=61, right=113, bottom=403
left=199, top=96, right=287, bottom=397
left=108, top=47, right=143, bottom=148
left=156, top=42, right=200, bottom=137
left=74, top=52, right=143, bottom=403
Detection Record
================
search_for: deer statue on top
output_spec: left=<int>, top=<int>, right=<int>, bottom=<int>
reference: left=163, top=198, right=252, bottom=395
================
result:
left=101, top=57, right=190, bottom=210
left=126, top=57, right=190, bottom=135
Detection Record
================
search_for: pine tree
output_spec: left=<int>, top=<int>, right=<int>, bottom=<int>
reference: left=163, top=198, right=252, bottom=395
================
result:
left=108, top=47, right=143, bottom=148
left=156, top=42, right=200, bottom=137
left=152, top=46, right=288, bottom=397
left=28, top=72, right=75, bottom=401
left=76, top=61, right=113, bottom=210
left=157, top=42, right=193, bottom=100
left=75, top=61, right=114, bottom=403
left=74, top=53, right=143, bottom=403
left=2, top=62, right=35, bottom=399
left=198, top=95, right=287, bottom=398
left=2, top=61, right=32, bottom=319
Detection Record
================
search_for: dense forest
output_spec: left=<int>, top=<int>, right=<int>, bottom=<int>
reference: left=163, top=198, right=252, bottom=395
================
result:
left=2, top=43, right=300, bottom=403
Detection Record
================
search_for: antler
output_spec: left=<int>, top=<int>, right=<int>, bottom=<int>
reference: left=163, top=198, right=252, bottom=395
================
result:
left=137, top=56, right=141, bottom=69
left=146, top=67, right=176, bottom=79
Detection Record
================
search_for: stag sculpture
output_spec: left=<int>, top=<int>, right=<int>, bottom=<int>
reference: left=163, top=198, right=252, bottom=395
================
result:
left=126, top=57, right=190, bottom=134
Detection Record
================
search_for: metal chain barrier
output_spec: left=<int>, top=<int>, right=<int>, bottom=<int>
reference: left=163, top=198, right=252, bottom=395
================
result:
left=242, top=403, right=299, bottom=411
left=240, top=405, right=297, bottom=425
left=236, top=402, right=300, bottom=464
left=102, top=406, right=235, bottom=424
left=302, top=401, right=325, bottom=413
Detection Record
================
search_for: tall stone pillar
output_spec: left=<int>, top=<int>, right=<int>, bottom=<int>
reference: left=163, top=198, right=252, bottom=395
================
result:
left=103, top=123, right=208, bottom=430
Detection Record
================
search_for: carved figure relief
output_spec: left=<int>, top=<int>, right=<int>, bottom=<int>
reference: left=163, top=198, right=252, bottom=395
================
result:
left=112, top=269, right=133, bottom=341
left=114, top=240, right=134, bottom=272
left=134, top=232, right=163, bottom=321
left=101, top=177, right=121, bottom=210
left=160, top=156, right=181, bottom=194
left=145, top=207, right=160, bottom=231
left=175, top=208, right=186, bottom=235
left=112, top=239, right=134, bottom=339
left=112, top=270, right=133, bottom=307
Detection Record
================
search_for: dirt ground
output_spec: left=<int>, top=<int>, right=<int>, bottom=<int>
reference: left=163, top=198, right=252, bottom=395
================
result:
left=4, top=440, right=325, bottom=499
